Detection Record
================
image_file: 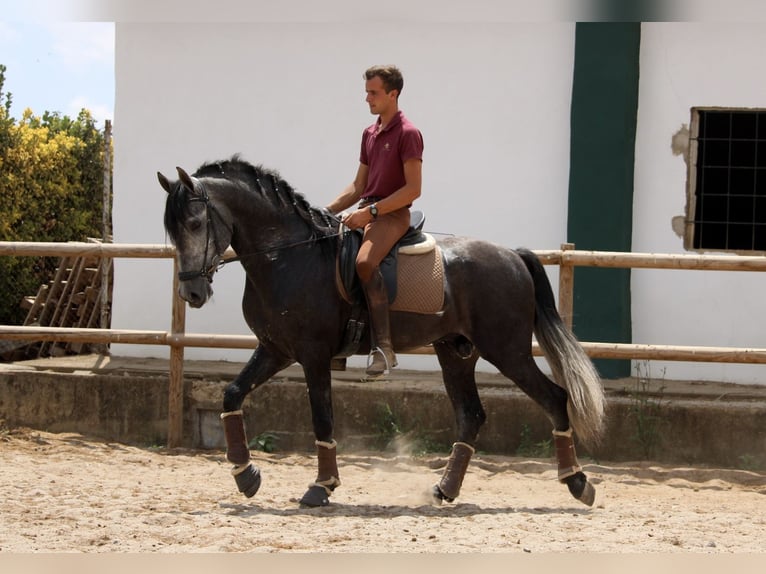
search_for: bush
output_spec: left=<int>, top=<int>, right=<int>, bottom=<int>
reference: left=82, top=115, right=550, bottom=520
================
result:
left=0, top=64, right=110, bottom=325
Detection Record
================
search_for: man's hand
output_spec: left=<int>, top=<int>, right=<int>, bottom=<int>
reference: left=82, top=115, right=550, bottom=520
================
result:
left=341, top=208, right=374, bottom=230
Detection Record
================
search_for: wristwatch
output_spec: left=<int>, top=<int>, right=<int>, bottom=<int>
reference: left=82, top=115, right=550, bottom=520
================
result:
left=369, top=203, right=379, bottom=219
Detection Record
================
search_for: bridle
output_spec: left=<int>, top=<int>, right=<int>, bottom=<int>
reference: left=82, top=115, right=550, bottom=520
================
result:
left=177, top=182, right=228, bottom=284
left=176, top=179, right=342, bottom=284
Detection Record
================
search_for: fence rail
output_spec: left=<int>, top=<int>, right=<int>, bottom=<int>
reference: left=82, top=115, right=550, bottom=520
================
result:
left=3, top=327, right=766, bottom=363
left=2, top=240, right=765, bottom=446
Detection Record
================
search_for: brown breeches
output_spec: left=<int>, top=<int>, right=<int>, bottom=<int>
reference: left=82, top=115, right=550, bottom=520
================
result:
left=355, top=206, right=411, bottom=283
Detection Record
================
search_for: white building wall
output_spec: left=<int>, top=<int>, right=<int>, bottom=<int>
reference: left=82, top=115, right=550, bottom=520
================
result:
left=112, top=17, right=576, bottom=371
left=633, top=23, right=766, bottom=384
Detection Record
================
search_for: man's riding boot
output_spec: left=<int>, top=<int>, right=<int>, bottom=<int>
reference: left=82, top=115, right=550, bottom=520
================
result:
left=361, top=268, right=397, bottom=379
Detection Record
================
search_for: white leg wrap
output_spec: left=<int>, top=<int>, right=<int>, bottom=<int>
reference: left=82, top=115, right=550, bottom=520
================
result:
left=231, top=462, right=252, bottom=477
left=307, top=476, right=342, bottom=496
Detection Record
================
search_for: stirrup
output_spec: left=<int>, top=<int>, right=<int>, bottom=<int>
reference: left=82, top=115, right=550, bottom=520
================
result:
left=364, top=346, right=397, bottom=379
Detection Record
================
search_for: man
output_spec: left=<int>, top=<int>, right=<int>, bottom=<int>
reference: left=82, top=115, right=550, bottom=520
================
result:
left=326, top=65, right=424, bottom=379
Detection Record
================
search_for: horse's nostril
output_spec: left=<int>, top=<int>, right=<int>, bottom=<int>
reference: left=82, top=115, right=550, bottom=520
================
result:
left=189, top=291, right=205, bottom=307
left=180, top=287, right=203, bottom=308
left=178, top=277, right=213, bottom=308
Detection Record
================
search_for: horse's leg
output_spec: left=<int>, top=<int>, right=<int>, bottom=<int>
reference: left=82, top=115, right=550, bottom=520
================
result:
left=221, top=344, right=292, bottom=498
left=509, top=248, right=602, bottom=505
left=551, top=427, right=595, bottom=505
left=487, top=350, right=595, bottom=506
left=431, top=338, right=484, bottom=504
left=298, top=364, right=341, bottom=508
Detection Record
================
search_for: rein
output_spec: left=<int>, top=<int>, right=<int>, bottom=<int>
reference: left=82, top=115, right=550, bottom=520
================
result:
left=218, top=232, right=340, bottom=268
left=177, top=182, right=341, bottom=282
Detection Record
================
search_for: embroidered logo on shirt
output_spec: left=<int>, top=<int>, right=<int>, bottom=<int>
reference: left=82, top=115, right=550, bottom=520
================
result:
left=384, top=143, right=391, bottom=151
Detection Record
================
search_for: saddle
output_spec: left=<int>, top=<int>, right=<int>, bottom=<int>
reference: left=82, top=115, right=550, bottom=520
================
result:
left=334, top=211, right=445, bottom=360
left=337, top=210, right=429, bottom=304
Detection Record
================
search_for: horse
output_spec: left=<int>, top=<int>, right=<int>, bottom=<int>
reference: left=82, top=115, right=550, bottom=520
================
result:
left=159, top=155, right=605, bottom=508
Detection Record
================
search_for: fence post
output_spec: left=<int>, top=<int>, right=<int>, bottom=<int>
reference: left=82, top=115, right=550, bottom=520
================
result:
left=558, top=243, right=575, bottom=330
left=97, top=120, right=113, bottom=354
left=167, top=259, right=186, bottom=448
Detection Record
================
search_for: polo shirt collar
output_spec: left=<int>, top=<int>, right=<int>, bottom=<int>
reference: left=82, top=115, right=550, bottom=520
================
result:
left=377, top=110, right=403, bottom=133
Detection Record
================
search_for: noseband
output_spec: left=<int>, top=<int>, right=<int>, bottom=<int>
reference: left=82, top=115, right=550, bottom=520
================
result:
left=177, top=183, right=227, bottom=283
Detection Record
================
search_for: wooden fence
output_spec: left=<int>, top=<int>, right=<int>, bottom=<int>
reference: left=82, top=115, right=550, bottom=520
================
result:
left=2, top=240, right=766, bottom=447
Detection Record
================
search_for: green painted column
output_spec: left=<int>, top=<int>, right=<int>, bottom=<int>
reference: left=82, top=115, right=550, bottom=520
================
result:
left=568, top=22, right=640, bottom=378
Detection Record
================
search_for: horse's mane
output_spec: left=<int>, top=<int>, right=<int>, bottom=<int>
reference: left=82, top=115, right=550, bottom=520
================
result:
left=194, top=155, right=338, bottom=239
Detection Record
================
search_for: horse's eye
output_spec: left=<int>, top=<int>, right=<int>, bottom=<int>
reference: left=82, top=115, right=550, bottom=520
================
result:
left=188, top=219, right=203, bottom=232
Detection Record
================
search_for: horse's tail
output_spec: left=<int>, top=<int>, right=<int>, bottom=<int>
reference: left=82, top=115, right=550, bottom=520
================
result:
left=516, top=248, right=605, bottom=446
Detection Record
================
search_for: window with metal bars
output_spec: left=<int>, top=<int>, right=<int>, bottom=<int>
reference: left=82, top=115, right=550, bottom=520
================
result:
left=686, top=108, right=766, bottom=253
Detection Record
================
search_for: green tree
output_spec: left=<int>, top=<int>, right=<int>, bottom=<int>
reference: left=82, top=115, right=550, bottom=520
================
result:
left=0, top=64, right=110, bottom=326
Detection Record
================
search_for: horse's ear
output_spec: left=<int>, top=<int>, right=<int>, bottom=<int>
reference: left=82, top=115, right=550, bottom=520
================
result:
left=157, top=171, right=172, bottom=194
left=176, top=166, right=201, bottom=196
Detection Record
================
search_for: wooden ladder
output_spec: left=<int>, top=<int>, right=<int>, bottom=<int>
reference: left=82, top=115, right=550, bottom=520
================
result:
left=20, top=238, right=113, bottom=358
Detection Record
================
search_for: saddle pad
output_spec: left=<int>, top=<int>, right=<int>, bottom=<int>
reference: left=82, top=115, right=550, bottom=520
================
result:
left=391, top=245, right=445, bottom=314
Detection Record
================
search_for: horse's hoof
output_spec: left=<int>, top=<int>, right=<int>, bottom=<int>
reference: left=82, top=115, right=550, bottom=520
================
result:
left=234, top=463, right=261, bottom=498
left=564, top=471, right=595, bottom=507
left=431, top=484, right=454, bottom=504
left=299, top=485, right=331, bottom=508
left=577, top=480, right=596, bottom=507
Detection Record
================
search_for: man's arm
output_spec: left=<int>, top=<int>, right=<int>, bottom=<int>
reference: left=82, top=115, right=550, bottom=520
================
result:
left=375, top=158, right=422, bottom=215
left=326, top=163, right=369, bottom=214
left=341, top=158, right=422, bottom=229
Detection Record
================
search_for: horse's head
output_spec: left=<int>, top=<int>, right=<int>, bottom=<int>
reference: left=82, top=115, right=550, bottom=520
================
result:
left=159, top=166, right=230, bottom=308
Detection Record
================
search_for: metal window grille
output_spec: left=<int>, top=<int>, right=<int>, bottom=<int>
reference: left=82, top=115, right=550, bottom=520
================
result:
left=686, top=107, right=766, bottom=253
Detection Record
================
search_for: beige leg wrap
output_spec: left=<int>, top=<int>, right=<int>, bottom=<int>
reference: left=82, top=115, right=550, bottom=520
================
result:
left=552, top=428, right=582, bottom=482
left=438, top=442, right=475, bottom=500
left=220, top=410, right=250, bottom=466
left=230, top=463, right=253, bottom=477
left=311, top=439, right=341, bottom=495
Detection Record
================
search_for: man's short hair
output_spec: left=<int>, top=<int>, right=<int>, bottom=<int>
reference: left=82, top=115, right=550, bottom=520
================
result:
left=364, top=65, right=404, bottom=97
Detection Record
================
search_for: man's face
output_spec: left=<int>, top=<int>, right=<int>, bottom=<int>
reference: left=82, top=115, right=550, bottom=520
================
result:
left=365, top=76, right=397, bottom=116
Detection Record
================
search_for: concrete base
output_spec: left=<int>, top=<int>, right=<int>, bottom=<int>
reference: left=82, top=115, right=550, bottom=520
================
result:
left=1, top=355, right=765, bottom=469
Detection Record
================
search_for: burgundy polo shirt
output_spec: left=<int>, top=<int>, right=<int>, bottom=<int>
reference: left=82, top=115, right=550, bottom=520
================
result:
left=359, top=110, right=423, bottom=200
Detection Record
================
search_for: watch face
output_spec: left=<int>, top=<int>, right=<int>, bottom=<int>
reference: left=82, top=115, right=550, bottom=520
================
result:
left=370, top=204, right=378, bottom=217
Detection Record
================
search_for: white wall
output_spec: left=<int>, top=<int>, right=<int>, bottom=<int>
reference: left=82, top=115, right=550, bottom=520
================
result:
left=112, top=17, right=576, bottom=370
left=633, top=23, right=766, bottom=384
left=113, top=17, right=766, bottom=384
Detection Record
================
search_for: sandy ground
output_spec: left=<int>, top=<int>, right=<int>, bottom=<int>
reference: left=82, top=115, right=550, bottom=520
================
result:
left=0, top=426, right=764, bottom=554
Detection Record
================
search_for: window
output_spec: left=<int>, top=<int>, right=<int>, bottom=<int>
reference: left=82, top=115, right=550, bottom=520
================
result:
left=686, top=108, right=766, bottom=253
